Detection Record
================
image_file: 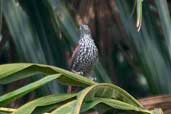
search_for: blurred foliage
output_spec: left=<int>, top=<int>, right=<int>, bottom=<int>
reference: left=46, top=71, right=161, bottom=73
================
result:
left=1, top=0, right=171, bottom=108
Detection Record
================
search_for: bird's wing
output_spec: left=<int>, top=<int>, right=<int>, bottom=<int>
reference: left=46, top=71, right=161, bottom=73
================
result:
left=69, top=44, right=80, bottom=69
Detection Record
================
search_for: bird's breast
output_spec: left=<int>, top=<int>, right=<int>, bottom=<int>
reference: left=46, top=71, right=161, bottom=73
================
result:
left=79, top=40, right=98, bottom=64
left=71, top=36, right=98, bottom=75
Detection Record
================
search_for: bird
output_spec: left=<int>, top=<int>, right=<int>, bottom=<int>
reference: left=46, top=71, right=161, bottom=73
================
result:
left=70, top=24, right=98, bottom=77
left=68, top=24, right=98, bottom=92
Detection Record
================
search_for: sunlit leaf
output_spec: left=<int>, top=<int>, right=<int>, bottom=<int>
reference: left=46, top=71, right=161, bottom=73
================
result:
left=82, top=98, right=151, bottom=114
left=72, top=83, right=144, bottom=114
left=50, top=100, right=77, bottom=114
left=13, top=94, right=76, bottom=114
left=0, top=63, right=96, bottom=86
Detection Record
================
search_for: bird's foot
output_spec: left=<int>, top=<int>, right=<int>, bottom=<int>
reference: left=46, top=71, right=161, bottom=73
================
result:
left=72, top=70, right=84, bottom=76
left=88, top=76, right=97, bottom=81
left=77, top=72, right=84, bottom=75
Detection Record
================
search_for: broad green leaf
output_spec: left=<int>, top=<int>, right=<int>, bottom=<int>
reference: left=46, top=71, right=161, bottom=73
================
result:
left=0, top=74, right=61, bottom=106
left=86, top=83, right=143, bottom=107
left=50, top=100, right=77, bottom=114
left=13, top=94, right=76, bottom=114
left=31, top=103, right=61, bottom=114
left=72, top=83, right=143, bottom=114
left=0, top=64, right=163, bottom=114
left=0, top=64, right=40, bottom=81
left=0, top=63, right=96, bottom=86
left=81, top=98, right=151, bottom=114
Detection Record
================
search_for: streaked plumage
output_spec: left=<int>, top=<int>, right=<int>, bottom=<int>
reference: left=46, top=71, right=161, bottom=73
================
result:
left=70, top=24, right=98, bottom=76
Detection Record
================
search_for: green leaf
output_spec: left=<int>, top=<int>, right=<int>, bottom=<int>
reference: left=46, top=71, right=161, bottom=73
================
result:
left=0, top=63, right=96, bottom=86
left=0, top=74, right=61, bottom=106
left=50, top=96, right=150, bottom=114
left=72, top=83, right=143, bottom=114
left=13, top=94, right=76, bottom=114
left=0, top=63, right=163, bottom=114
left=82, top=98, right=151, bottom=114
left=0, top=64, right=39, bottom=81
left=50, top=100, right=77, bottom=114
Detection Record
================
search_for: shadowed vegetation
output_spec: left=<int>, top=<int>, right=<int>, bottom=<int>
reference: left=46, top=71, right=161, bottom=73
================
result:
left=0, top=0, right=170, bottom=112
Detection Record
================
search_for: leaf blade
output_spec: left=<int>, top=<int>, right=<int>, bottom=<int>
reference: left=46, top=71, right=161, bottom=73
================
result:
left=13, top=94, right=76, bottom=114
left=0, top=74, right=61, bottom=106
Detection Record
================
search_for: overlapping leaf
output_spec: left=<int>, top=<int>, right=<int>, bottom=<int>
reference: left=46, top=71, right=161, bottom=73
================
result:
left=0, top=63, right=96, bottom=86
left=13, top=94, right=76, bottom=114
left=0, top=64, right=163, bottom=114
left=0, top=74, right=62, bottom=106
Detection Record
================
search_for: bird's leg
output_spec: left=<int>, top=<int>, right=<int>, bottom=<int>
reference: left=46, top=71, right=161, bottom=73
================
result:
left=67, top=85, right=72, bottom=93
left=67, top=85, right=81, bottom=93
left=88, top=76, right=97, bottom=81
left=77, top=71, right=84, bottom=75
left=67, top=70, right=84, bottom=93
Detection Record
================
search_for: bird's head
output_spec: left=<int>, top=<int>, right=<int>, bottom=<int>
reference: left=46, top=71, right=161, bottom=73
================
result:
left=80, top=24, right=91, bottom=35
